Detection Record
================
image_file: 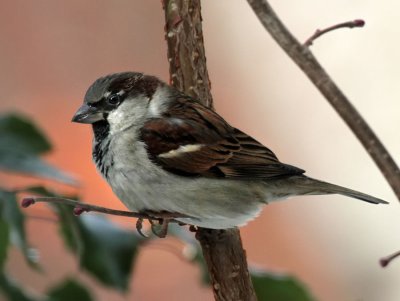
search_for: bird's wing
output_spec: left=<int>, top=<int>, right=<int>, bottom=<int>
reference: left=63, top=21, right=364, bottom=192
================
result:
left=140, top=99, right=304, bottom=179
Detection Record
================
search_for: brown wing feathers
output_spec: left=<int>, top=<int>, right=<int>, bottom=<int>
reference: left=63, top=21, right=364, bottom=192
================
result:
left=140, top=99, right=304, bottom=179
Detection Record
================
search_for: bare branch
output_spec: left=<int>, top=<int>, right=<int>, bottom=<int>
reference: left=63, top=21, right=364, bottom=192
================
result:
left=380, top=250, right=400, bottom=268
left=246, top=0, right=400, bottom=200
left=304, top=19, right=365, bottom=47
left=21, top=197, right=186, bottom=222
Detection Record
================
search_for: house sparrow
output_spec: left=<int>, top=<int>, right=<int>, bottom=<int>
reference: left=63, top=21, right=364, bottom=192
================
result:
left=72, top=72, right=387, bottom=230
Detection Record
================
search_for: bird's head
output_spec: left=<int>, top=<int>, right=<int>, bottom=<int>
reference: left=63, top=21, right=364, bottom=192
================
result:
left=72, top=72, right=168, bottom=134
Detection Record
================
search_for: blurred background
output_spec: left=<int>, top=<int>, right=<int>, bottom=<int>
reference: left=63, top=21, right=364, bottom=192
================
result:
left=0, top=0, right=399, bottom=300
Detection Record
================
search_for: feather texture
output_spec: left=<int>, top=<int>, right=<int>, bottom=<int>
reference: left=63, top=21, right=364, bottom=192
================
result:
left=140, top=98, right=305, bottom=179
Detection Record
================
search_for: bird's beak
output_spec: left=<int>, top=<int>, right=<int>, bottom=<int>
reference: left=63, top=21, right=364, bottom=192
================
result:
left=72, top=104, right=104, bottom=124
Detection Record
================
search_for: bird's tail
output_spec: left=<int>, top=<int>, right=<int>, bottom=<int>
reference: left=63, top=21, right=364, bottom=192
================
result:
left=288, top=176, right=388, bottom=204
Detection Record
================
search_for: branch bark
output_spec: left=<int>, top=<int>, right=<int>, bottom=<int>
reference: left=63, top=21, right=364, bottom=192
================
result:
left=163, top=1, right=257, bottom=300
left=247, top=0, right=400, bottom=200
left=163, top=0, right=213, bottom=109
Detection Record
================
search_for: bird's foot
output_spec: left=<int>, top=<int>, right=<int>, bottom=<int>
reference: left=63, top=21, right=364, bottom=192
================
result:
left=149, top=218, right=171, bottom=238
left=136, top=210, right=189, bottom=238
left=135, top=217, right=149, bottom=238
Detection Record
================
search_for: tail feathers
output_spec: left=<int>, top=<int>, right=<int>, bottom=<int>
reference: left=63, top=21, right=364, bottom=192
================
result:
left=294, top=176, right=388, bottom=204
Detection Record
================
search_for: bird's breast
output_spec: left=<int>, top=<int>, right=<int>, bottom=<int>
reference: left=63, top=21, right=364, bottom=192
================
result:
left=93, top=134, right=267, bottom=229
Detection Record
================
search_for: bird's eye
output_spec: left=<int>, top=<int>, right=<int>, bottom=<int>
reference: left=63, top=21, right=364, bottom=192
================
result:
left=107, top=94, right=121, bottom=106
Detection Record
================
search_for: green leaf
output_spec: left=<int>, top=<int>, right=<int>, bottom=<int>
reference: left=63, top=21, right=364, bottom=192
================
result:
left=0, top=272, right=42, bottom=301
left=0, top=113, right=51, bottom=155
left=0, top=190, right=39, bottom=269
left=251, top=269, right=316, bottom=301
left=0, top=113, right=76, bottom=185
left=0, top=151, right=76, bottom=185
left=46, top=278, right=93, bottom=301
left=54, top=204, right=144, bottom=292
left=0, top=209, right=9, bottom=270
left=0, top=153, right=76, bottom=185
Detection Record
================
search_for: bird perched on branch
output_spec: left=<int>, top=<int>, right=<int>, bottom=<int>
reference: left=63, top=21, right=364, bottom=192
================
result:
left=72, top=72, right=387, bottom=234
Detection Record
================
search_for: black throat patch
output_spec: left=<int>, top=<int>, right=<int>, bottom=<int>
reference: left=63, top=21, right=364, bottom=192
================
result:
left=92, top=119, right=110, bottom=142
left=92, top=120, right=112, bottom=178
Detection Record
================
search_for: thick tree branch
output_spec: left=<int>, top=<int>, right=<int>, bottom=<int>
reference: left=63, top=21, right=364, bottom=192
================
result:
left=163, top=0, right=213, bottom=108
left=196, top=229, right=256, bottom=300
left=247, top=0, right=400, bottom=200
left=163, top=1, right=257, bottom=300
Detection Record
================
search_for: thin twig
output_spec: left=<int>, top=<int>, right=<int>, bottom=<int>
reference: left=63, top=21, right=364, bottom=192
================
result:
left=246, top=0, right=400, bottom=200
left=380, top=250, right=400, bottom=267
left=304, top=19, right=365, bottom=47
left=21, top=197, right=187, bottom=222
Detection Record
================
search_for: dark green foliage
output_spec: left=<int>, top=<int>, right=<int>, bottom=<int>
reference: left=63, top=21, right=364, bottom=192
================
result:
left=0, top=113, right=75, bottom=184
left=0, top=191, right=39, bottom=268
left=46, top=278, right=93, bottom=301
left=0, top=215, right=9, bottom=270
left=54, top=204, right=144, bottom=292
left=251, top=269, right=315, bottom=301
left=0, top=113, right=51, bottom=155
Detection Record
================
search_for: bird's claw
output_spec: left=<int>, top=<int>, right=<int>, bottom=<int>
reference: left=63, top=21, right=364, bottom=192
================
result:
left=136, top=217, right=149, bottom=238
left=135, top=216, right=170, bottom=238
left=136, top=216, right=169, bottom=238
left=135, top=211, right=190, bottom=238
left=148, top=218, right=170, bottom=238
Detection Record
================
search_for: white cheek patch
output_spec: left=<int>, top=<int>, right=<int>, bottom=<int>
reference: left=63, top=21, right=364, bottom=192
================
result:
left=159, top=144, right=203, bottom=158
left=107, top=109, right=124, bottom=125
left=106, top=98, right=148, bottom=134
left=147, top=86, right=170, bottom=117
left=148, top=99, right=160, bottom=116
left=107, top=109, right=128, bottom=135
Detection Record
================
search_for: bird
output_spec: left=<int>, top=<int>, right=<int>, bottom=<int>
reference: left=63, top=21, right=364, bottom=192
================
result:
left=72, top=71, right=387, bottom=233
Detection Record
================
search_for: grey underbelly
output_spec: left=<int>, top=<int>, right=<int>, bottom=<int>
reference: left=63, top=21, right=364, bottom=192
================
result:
left=107, top=169, right=267, bottom=228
